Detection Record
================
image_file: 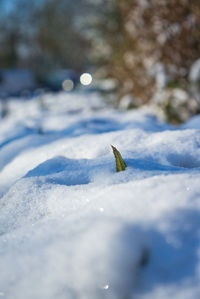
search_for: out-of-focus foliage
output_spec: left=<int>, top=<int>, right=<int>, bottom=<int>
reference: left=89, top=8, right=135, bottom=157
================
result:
left=0, top=0, right=90, bottom=80
left=90, top=0, right=200, bottom=123
left=1, top=0, right=200, bottom=123
left=34, top=0, right=91, bottom=77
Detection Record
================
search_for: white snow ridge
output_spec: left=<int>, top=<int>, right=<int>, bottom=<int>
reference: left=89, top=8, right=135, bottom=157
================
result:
left=1, top=92, right=200, bottom=299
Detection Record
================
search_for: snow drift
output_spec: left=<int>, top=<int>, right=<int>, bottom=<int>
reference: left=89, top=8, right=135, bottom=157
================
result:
left=0, top=92, right=200, bottom=299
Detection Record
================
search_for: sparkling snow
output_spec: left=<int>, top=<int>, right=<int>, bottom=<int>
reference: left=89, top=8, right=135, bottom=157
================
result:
left=0, top=92, right=200, bottom=299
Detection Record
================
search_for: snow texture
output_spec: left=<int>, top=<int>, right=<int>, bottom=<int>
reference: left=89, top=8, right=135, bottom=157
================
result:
left=1, top=91, right=200, bottom=299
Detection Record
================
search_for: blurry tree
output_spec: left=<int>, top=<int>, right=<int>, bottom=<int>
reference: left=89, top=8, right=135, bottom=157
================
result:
left=0, top=0, right=33, bottom=67
left=90, top=0, right=200, bottom=115
left=0, top=0, right=91, bottom=79
left=33, top=0, right=91, bottom=79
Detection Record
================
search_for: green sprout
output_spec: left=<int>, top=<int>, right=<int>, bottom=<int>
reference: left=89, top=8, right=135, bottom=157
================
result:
left=111, top=145, right=127, bottom=172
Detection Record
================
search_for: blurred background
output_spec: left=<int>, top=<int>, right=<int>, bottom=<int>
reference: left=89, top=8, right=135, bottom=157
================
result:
left=0, top=0, right=200, bottom=123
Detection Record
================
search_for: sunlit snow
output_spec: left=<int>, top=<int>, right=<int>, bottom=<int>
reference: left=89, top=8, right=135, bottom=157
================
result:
left=0, top=91, right=200, bottom=299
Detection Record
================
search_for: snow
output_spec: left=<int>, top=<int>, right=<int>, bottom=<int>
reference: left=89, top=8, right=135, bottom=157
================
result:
left=1, top=91, right=200, bottom=299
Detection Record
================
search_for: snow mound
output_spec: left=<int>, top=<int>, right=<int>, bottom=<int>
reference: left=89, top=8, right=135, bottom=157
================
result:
left=1, top=92, right=200, bottom=299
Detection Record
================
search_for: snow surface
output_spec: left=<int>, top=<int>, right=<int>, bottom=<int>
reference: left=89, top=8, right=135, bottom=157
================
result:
left=1, top=91, right=200, bottom=299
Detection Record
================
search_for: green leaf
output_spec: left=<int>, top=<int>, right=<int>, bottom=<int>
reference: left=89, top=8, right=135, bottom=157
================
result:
left=111, top=145, right=127, bottom=172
